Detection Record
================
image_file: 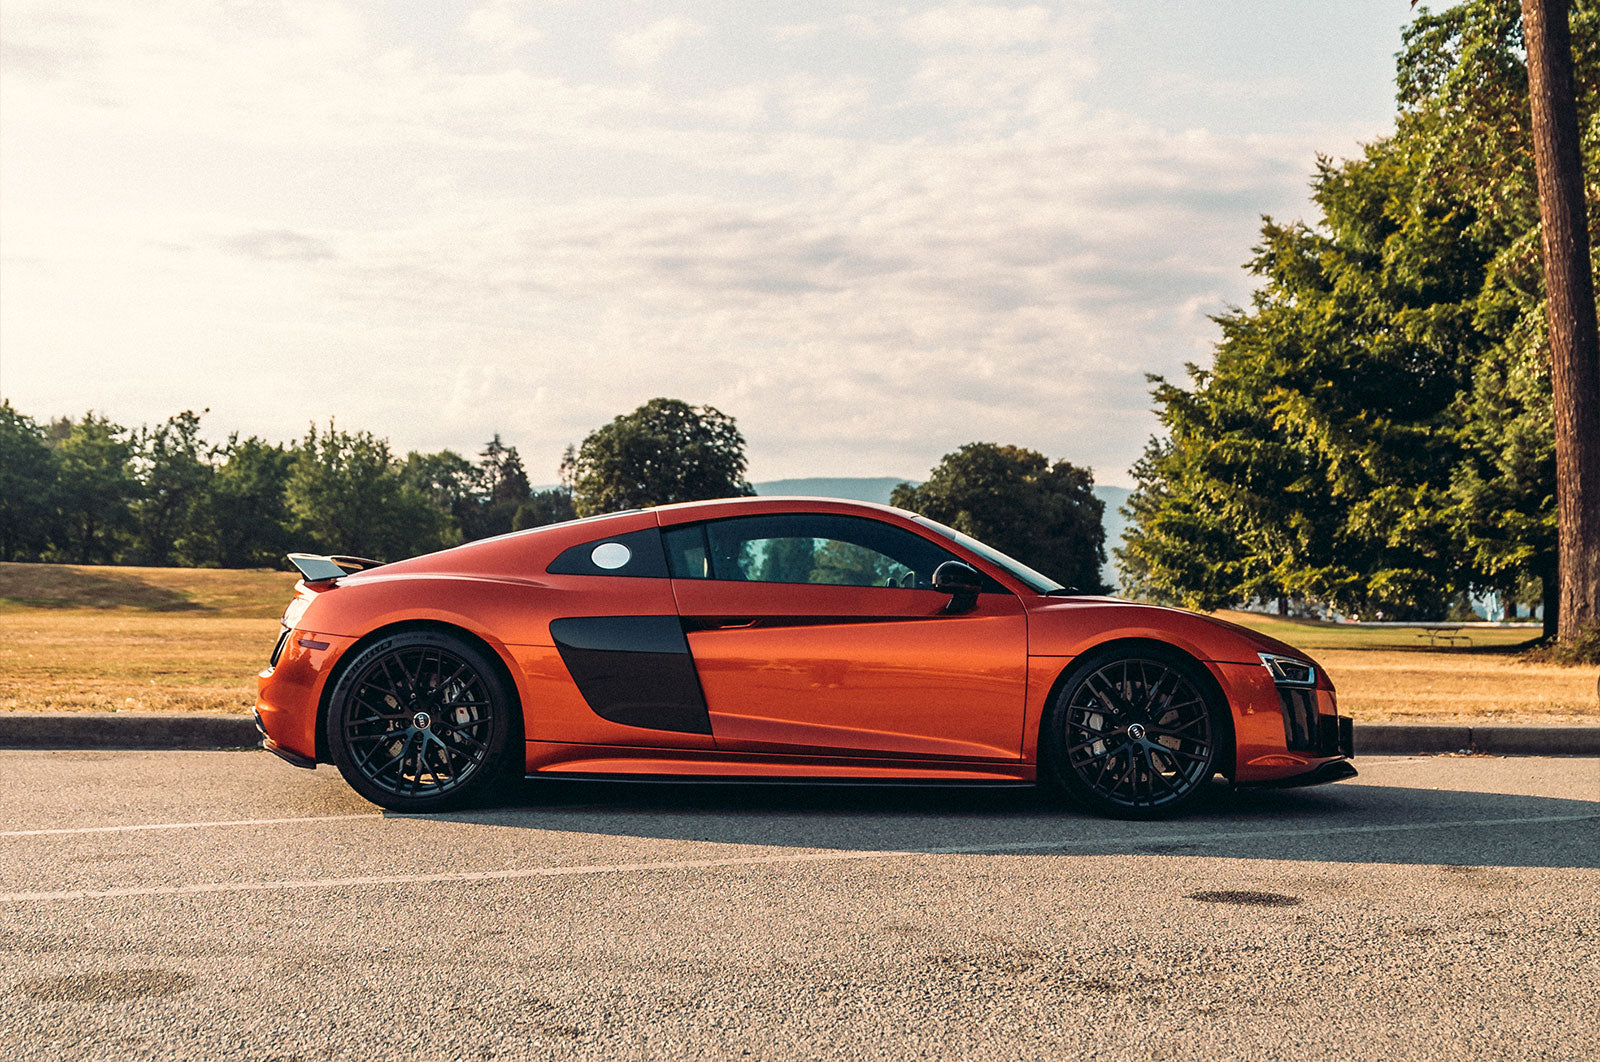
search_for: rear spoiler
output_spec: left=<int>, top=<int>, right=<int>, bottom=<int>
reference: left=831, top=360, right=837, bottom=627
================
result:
left=286, top=553, right=385, bottom=584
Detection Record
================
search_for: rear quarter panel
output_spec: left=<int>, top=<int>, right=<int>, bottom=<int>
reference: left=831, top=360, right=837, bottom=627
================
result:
left=294, top=534, right=713, bottom=753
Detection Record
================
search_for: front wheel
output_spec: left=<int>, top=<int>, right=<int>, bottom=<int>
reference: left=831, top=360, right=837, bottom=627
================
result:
left=326, top=630, right=516, bottom=812
left=1041, top=649, right=1225, bottom=818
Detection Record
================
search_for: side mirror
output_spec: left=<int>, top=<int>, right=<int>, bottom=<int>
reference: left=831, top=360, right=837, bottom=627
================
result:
left=932, top=561, right=983, bottom=614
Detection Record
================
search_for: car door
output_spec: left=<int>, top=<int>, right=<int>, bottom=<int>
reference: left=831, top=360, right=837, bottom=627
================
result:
left=664, top=512, right=1028, bottom=761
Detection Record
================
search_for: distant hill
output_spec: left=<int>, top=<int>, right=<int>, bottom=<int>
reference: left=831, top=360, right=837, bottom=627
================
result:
left=753, top=478, right=1134, bottom=591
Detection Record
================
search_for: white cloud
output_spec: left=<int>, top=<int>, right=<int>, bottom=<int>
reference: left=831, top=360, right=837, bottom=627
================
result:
left=463, top=0, right=545, bottom=53
left=900, top=2, right=1065, bottom=50
left=610, top=16, right=707, bottom=72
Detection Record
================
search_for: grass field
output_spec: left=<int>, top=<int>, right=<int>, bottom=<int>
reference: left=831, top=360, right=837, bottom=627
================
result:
left=1216, top=611, right=1596, bottom=725
left=0, top=563, right=295, bottom=715
left=1, top=563, right=1594, bottom=724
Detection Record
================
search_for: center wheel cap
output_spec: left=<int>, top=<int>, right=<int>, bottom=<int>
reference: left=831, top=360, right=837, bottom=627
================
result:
left=1127, top=723, right=1147, bottom=741
left=412, top=712, right=432, bottom=730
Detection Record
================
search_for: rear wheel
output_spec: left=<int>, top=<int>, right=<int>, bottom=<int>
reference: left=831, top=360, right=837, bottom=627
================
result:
left=326, top=630, right=515, bottom=812
left=1042, top=648, right=1224, bottom=818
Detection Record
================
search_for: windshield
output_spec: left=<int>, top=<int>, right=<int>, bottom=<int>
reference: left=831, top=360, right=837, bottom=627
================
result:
left=914, top=517, right=1065, bottom=595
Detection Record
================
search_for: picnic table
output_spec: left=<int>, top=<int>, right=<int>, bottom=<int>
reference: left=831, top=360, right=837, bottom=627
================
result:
left=1416, top=623, right=1472, bottom=647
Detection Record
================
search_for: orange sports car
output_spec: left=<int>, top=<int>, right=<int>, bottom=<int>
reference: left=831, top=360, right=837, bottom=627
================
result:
left=256, top=497, right=1354, bottom=817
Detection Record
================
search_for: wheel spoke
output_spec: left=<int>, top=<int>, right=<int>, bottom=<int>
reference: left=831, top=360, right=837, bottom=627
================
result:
left=1155, top=743, right=1210, bottom=764
left=1067, top=735, right=1115, bottom=757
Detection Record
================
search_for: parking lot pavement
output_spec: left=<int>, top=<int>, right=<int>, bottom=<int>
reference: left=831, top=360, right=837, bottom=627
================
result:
left=2, top=754, right=1595, bottom=1062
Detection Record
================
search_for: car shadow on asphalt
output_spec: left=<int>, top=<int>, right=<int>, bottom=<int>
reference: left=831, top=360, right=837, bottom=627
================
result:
left=399, top=776, right=1600, bottom=871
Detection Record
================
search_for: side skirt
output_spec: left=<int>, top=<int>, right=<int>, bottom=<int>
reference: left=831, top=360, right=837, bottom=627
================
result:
left=524, top=740, right=1036, bottom=785
left=524, top=773, right=1035, bottom=789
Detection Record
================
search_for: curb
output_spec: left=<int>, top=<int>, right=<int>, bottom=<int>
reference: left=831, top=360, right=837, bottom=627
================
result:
left=1356, top=724, right=1600, bottom=756
left=0, top=713, right=258, bottom=751
left=1, top=714, right=1598, bottom=757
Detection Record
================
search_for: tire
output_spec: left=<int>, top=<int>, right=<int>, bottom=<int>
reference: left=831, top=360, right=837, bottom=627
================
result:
left=1041, top=647, right=1226, bottom=819
left=326, top=630, right=516, bottom=812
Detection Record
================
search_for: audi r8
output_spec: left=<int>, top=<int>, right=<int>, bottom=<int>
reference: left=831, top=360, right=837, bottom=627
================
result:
left=255, top=497, right=1354, bottom=817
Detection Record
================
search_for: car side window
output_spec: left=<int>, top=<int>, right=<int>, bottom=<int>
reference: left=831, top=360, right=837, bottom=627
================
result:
left=664, top=514, right=974, bottom=590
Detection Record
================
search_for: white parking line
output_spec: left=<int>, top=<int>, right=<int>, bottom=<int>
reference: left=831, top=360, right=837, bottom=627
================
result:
left=1, top=812, right=1593, bottom=903
left=0, top=813, right=384, bottom=837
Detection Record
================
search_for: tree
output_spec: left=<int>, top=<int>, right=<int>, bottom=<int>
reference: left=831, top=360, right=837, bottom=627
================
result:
left=1398, top=0, right=1598, bottom=639
left=400, top=449, right=480, bottom=534
left=563, top=399, right=755, bottom=517
left=202, top=435, right=297, bottom=568
left=1119, top=140, right=1484, bottom=618
left=50, top=412, right=140, bottom=564
left=1522, top=0, right=1600, bottom=647
left=513, top=488, right=577, bottom=530
left=0, top=401, right=58, bottom=562
left=468, top=435, right=533, bottom=539
left=1122, top=0, right=1599, bottom=628
left=891, top=443, right=1108, bottom=592
left=287, top=422, right=456, bottom=561
left=130, top=410, right=213, bottom=566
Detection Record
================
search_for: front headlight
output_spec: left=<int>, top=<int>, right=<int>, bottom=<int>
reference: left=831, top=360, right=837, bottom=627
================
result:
left=1258, top=652, right=1316, bottom=686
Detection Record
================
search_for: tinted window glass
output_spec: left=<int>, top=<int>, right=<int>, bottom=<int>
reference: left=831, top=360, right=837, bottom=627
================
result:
left=663, top=525, right=710, bottom=580
left=667, top=514, right=974, bottom=590
left=914, top=516, right=1063, bottom=593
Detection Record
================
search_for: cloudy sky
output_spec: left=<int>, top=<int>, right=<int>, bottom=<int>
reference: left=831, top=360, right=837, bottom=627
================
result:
left=2, top=0, right=1418, bottom=486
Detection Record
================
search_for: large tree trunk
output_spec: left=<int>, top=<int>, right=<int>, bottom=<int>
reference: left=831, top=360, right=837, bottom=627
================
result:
left=1523, top=0, right=1600, bottom=646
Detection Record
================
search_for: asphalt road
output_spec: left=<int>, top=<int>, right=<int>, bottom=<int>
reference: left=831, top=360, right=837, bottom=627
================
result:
left=2, top=753, right=1596, bottom=1061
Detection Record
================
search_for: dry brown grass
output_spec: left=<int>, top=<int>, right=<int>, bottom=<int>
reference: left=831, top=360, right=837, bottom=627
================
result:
left=0, top=612, right=274, bottom=713
left=1309, top=649, right=1596, bottom=725
left=0, top=562, right=294, bottom=714
left=1, top=564, right=1594, bottom=723
left=1219, top=611, right=1597, bottom=724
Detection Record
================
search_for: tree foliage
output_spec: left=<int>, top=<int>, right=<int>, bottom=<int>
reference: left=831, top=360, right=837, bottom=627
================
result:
left=0, top=402, right=57, bottom=562
left=286, top=422, right=457, bottom=562
left=0, top=402, right=639, bottom=568
left=891, top=443, right=1108, bottom=593
left=203, top=435, right=297, bottom=569
left=52, top=412, right=141, bottom=565
left=131, top=410, right=214, bottom=566
left=1119, top=0, right=1598, bottom=623
left=563, top=398, right=754, bottom=517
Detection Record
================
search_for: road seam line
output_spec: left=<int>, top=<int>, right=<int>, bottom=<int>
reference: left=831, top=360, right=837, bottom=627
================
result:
left=1, top=812, right=1594, bottom=903
left=0, top=813, right=384, bottom=837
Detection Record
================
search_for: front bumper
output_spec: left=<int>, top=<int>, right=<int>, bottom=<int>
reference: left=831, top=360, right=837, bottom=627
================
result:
left=1210, top=660, right=1353, bottom=784
left=1236, top=758, right=1359, bottom=789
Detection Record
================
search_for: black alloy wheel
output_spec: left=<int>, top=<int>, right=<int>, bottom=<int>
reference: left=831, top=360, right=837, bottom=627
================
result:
left=1042, top=649, right=1224, bottom=818
left=327, top=630, right=515, bottom=812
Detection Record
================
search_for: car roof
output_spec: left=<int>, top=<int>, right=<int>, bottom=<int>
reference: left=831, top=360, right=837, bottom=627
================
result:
left=650, top=495, right=915, bottom=525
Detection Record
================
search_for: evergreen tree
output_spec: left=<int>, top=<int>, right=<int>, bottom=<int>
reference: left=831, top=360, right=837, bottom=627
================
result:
left=0, top=401, right=58, bottom=562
